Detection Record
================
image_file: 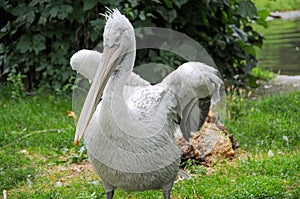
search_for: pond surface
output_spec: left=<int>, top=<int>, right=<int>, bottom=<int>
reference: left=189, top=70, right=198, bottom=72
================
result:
left=256, top=16, right=300, bottom=75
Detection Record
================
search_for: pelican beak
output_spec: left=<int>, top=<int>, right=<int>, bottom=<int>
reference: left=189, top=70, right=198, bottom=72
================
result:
left=74, top=45, right=123, bottom=146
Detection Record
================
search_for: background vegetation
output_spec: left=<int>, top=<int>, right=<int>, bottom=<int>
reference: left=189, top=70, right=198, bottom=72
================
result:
left=0, top=0, right=267, bottom=91
left=0, top=91, right=299, bottom=198
left=253, top=0, right=300, bottom=11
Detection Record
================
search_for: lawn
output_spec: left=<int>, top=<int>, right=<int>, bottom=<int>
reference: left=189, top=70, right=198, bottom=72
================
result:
left=253, top=0, right=300, bottom=11
left=0, top=91, right=299, bottom=198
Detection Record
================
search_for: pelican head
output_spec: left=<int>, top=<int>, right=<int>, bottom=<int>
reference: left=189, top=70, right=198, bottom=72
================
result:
left=73, top=9, right=135, bottom=146
left=103, top=9, right=135, bottom=50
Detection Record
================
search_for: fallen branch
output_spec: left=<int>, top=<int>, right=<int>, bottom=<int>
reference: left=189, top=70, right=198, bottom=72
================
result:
left=0, top=128, right=67, bottom=149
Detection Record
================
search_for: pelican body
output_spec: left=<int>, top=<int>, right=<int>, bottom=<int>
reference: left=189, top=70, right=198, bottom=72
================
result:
left=70, top=9, right=223, bottom=199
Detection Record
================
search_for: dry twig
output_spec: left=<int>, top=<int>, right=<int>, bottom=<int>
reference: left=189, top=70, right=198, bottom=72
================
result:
left=0, top=128, right=67, bottom=149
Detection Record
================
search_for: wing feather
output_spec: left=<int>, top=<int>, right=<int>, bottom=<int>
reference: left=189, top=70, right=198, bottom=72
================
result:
left=179, top=96, right=210, bottom=140
left=126, top=84, right=177, bottom=137
left=70, top=49, right=150, bottom=88
left=70, top=49, right=102, bottom=82
left=162, top=62, right=223, bottom=140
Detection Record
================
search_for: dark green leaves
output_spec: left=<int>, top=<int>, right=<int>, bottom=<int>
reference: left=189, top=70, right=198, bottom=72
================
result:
left=236, top=0, right=257, bottom=19
left=1, top=0, right=78, bottom=90
left=257, top=9, right=270, bottom=28
left=83, top=0, right=98, bottom=11
left=156, top=6, right=177, bottom=23
left=49, top=4, right=73, bottom=20
left=229, top=25, right=248, bottom=42
left=32, top=35, right=46, bottom=54
left=173, top=0, right=189, bottom=8
left=0, top=0, right=266, bottom=90
left=16, top=35, right=31, bottom=53
left=16, top=34, right=45, bottom=54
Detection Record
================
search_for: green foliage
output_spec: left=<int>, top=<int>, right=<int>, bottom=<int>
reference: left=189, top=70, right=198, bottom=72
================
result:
left=226, top=86, right=252, bottom=120
left=179, top=0, right=266, bottom=84
left=0, top=0, right=105, bottom=90
left=0, top=0, right=267, bottom=91
left=127, top=0, right=268, bottom=86
left=68, top=146, right=88, bottom=163
left=252, top=67, right=275, bottom=81
left=253, top=0, right=300, bottom=11
left=6, top=72, right=26, bottom=99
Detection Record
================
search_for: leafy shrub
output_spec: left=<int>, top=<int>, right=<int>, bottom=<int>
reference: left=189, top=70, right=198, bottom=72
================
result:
left=0, top=0, right=268, bottom=91
left=252, top=67, right=275, bottom=81
left=226, top=86, right=252, bottom=120
left=6, top=72, right=26, bottom=99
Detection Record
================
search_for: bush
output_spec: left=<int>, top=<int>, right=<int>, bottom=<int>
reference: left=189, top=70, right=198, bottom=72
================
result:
left=0, top=0, right=268, bottom=91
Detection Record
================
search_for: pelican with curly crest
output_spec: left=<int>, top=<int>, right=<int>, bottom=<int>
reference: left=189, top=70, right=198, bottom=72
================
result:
left=70, top=9, right=223, bottom=199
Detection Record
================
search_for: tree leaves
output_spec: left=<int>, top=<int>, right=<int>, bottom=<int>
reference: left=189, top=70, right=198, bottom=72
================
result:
left=16, top=34, right=45, bottom=54
left=173, top=0, right=189, bottom=8
left=1, top=0, right=266, bottom=90
left=229, top=25, right=248, bottom=42
left=236, top=0, right=257, bottom=19
left=1, top=0, right=77, bottom=89
left=156, top=6, right=177, bottom=23
left=257, top=9, right=269, bottom=28
left=49, top=4, right=73, bottom=20
left=32, top=35, right=46, bottom=54
left=16, top=35, right=32, bottom=53
left=83, top=0, right=98, bottom=11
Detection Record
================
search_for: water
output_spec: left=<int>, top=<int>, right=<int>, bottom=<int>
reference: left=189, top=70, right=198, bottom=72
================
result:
left=256, top=16, right=300, bottom=75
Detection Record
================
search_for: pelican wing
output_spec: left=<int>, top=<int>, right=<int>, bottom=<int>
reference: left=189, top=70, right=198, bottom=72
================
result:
left=127, top=84, right=176, bottom=129
left=180, top=96, right=211, bottom=139
left=70, top=50, right=223, bottom=142
left=70, top=49, right=150, bottom=89
left=161, top=62, right=223, bottom=140
left=70, top=49, right=102, bottom=82
left=124, top=72, right=151, bottom=100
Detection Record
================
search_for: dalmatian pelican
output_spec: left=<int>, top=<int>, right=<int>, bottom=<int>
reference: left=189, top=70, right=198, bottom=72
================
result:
left=70, top=9, right=223, bottom=199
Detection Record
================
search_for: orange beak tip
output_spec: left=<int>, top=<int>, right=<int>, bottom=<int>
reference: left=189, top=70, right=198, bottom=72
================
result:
left=74, top=139, right=79, bottom=147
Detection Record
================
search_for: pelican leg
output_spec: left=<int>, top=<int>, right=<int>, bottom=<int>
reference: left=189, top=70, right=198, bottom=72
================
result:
left=103, top=182, right=115, bottom=199
left=162, top=182, right=174, bottom=199
left=163, top=189, right=171, bottom=199
left=106, top=190, right=114, bottom=199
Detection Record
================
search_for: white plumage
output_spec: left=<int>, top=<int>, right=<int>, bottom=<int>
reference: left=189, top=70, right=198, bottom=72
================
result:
left=70, top=9, right=223, bottom=199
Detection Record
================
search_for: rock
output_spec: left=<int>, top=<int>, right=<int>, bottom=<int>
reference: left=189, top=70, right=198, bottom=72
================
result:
left=269, top=10, right=300, bottom=20
left=255, top=75, right=300, bottom=96
left=177, top=109, right=237, bottom=167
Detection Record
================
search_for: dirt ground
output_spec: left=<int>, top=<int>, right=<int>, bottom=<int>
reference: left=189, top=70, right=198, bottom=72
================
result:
left=254, top=75, right=300, bottom=96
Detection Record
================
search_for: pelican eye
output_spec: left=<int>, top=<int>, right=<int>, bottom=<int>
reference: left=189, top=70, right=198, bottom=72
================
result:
left=114, top=37, right=120, bottom=44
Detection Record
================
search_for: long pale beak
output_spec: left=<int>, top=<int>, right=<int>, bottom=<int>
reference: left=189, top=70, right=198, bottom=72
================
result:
left=74, top=45, right=122, bottom=146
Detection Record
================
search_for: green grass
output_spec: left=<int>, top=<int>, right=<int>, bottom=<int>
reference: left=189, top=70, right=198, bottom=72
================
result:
left=0, top=94, right=75, bottom=191
left=227, top=91, right=300, bottom=151
left=0, top=91, right=299, bottom=198
left=253, top=0, right=300, bottom=12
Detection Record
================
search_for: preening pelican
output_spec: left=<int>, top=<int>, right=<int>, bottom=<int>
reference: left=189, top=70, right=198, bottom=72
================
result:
left=70, top=9, right=223, bottom=199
